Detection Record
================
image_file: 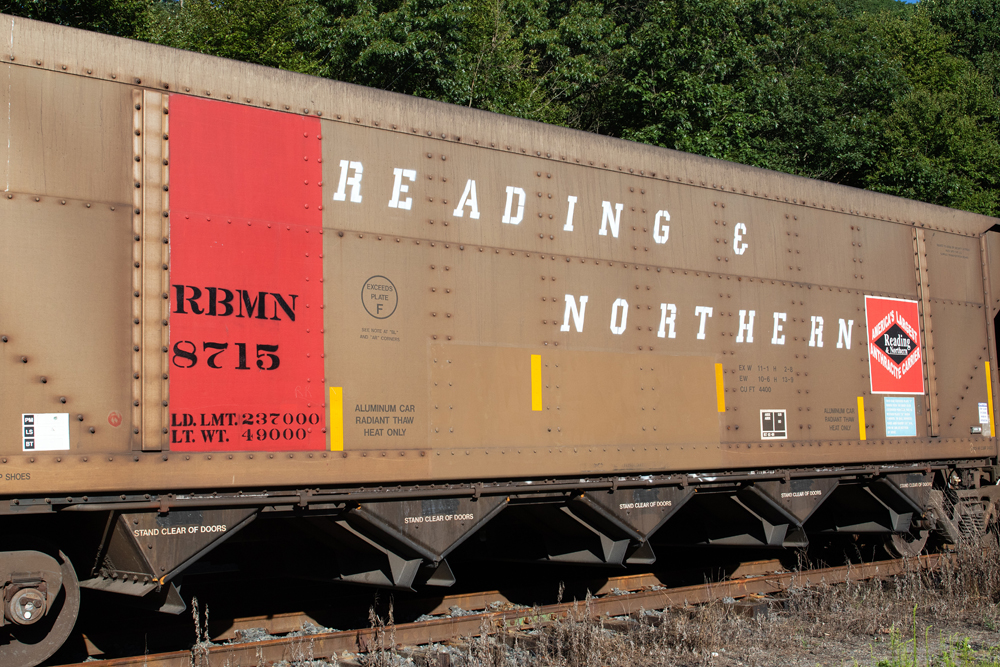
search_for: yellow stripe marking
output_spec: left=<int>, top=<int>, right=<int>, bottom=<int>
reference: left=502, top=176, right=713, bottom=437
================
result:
left=531, top=355, right=542, bottom=411
left=329, top=387, right=344, bottom=451
left=857, top=396, right=866, bottom=441
left=715, top=363, right=725, bottom=413
left=987, top=362, right=996, bottom=438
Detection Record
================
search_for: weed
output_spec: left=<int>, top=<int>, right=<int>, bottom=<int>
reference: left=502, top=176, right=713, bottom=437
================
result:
left=189, top=596, right=214, bottom=667
left=457, top=540, right=1000, bottom=666
left=363, top=598, right=398, bottom=667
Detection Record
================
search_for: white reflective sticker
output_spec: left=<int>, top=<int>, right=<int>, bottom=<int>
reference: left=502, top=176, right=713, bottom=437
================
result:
left=22, top=413, right=70, bottom=451
left=980, top=402, right=990, bottom=426
left=883, top=397, right=917, bottom=437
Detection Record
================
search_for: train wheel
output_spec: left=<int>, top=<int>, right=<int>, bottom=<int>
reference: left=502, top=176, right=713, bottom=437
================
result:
left=0, top=547, right=80, bottom=667
left=884, top=530, right=929, bottom=558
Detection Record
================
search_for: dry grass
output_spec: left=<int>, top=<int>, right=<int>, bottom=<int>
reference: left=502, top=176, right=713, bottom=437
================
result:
left=191, top=541, right=1000, bottom=666
left=456, top=540, right=1000, bottom=667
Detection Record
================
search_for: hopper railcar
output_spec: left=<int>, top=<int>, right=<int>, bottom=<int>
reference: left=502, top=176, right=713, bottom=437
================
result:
left=2, top=14, right=1000, bottom=666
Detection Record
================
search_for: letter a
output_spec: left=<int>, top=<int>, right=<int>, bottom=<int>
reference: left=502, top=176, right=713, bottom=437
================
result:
left=452, top=179, right=480, bottom=219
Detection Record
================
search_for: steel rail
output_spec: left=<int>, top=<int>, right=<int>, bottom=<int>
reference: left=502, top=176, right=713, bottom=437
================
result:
left=206, top=560, right=784, bottom=643
left=56, top=554, right=943, bottom=667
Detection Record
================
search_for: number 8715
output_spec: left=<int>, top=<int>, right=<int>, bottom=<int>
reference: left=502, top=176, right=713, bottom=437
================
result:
left=171, top=341, right=280, bottom=370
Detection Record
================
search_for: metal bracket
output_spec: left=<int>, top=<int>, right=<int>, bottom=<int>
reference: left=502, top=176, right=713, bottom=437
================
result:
left=131, top=89, right=170, bottom=451
left=914, top=228, right=939, bottom=436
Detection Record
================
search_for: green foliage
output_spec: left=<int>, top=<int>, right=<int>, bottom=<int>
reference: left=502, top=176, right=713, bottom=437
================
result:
left=0, top=0, right=153, bottom=38
left=2, top=0, right=999, bottom=216
left=923, top=0, right=1000, bottom=75
left=312, top=0, right=628, bottom=126
left=865, top=605, right=1000, bottom=666
left=832, top=0, right=915, bottom=19
left=865, top=11, right=1000, bottom=213
left=143, top=0, right=322, bottom=73
left=613, top=0, right=910, bottom=188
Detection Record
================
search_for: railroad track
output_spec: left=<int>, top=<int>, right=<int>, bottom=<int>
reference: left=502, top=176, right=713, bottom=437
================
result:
left=55, top=554, right=944, bottom=667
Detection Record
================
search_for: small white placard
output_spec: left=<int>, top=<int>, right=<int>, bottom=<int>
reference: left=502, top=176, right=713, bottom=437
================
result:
left=760, top=409, right=787, bottom=439
left=979, top=402, right=990, bottom=426
left=22, top=413, right=70, bottom=451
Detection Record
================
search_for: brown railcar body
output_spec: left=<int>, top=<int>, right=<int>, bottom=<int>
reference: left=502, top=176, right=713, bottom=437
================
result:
left=2, top=15, right=1000, bottom=666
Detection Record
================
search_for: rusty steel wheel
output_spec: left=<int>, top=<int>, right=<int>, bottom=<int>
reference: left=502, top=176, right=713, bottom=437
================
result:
left=884, top=530, right=929, bottom=559
left=0, top=547, right=80, bottom=667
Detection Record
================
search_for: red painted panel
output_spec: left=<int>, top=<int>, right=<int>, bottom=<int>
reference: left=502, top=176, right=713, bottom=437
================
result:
left=865, top=295, right=924, bottom=395
left=168, top=96, right=326, bottom=451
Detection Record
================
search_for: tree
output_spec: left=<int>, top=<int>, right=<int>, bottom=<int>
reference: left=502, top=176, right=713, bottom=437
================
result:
left=609, top=0, right=909, bottom=188
left=2, top=0, right=997, bottom=215
left=865, top=11, right=1000, bottom=214
left=143, top=0, right=322, bottom=73
left=0, top=0, right=153, bottom=38
left=923, top=0, right=1000, bottom=86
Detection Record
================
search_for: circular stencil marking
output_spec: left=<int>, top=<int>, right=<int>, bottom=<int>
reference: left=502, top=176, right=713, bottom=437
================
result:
left=108, top=411, right=123, bottom=428
left=362, top=275, right=398, bottom=319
